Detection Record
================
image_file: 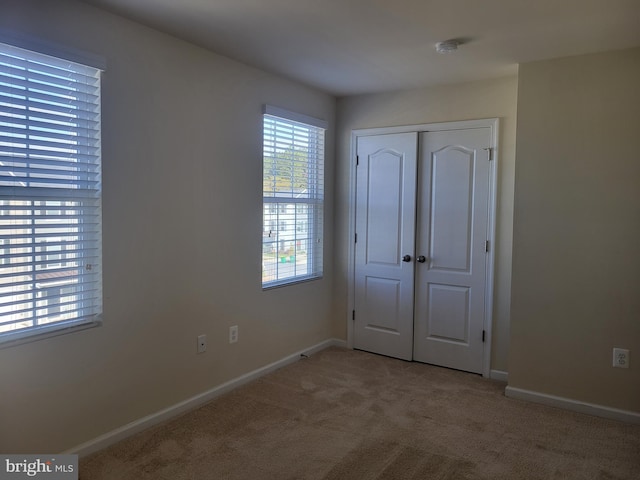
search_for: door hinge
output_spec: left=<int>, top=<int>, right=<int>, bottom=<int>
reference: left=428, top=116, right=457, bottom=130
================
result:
left=485, top=240, right=489, bottom=252
left=355, top=233, right=358, bottom=243
left=356, top=155, right=359, bottom=166
left=484, top=147, right=494, bottom=161
left=482, top=330, right=486, bottom=343
left=352, top=310, right=355, bottom=321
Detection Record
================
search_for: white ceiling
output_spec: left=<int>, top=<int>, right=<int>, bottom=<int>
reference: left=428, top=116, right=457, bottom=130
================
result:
left=82, top=0, right=640, bottom=96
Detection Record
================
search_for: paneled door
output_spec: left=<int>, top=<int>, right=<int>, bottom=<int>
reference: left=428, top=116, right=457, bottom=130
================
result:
left=353, top=127, right=492, bottom=373
left=413, top=129, right=491, bottom=373
left=353, top=133, right=418, bottom=361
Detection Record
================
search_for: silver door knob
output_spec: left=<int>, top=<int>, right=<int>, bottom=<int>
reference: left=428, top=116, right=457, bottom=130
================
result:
left=402, top=255, right=411, bottom=262
left=417, top=255, right=427, bottom=263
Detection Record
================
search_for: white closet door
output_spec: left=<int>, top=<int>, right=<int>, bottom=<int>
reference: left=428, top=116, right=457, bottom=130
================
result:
left=353, top=133, right=417, bottom=361
left=413, top=128, right=491, bottom=373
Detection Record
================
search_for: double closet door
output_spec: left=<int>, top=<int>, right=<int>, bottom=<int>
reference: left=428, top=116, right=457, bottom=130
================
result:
left=353, top=127, right=492, bottom=374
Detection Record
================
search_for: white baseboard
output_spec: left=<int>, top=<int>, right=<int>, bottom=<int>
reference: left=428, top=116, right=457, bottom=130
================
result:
left=65, top=338, right=346, bottom=457
left=505, top=386, right=640, bottom=424
left=490, top=370, right=508, bottom=382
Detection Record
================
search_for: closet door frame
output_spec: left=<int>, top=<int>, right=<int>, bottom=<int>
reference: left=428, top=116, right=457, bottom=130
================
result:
left=346, top=118, right=499, bottom=378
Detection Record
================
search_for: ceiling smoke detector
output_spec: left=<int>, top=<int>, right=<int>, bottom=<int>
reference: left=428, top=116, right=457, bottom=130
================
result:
left=435, top=40, right=460, bottom=54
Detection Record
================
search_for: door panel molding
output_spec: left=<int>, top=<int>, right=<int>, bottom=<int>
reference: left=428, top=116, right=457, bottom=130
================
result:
left=364, top=148, right=405, bottom=266
left=426, top=283, right=470, bottom=344
left=347, top=119, right=499, bottom=377
left=429, top=145, right=475, bottom=272
left=363, top=276, right=402, bottom=332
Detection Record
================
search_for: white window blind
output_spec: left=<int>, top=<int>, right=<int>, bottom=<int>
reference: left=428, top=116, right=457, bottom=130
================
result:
left=0, top=42, right=102, bottom=344
left=262, top=106, right=325, bottom=288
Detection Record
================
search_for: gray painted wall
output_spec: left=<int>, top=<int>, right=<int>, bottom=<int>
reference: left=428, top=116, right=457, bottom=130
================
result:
left=0, top=0, right=336, bottom=452
left=509, top=48, right=640, bottom=412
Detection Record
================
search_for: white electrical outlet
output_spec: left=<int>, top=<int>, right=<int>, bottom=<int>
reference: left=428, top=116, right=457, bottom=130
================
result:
left=197, top=334, right=207, bottom=354
left=613, top=348, right=629, bottom=368
left=229, top=325, right=238, bottom=344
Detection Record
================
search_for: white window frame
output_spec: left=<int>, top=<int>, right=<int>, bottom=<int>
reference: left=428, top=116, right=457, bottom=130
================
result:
left=262, top=105, right=326, bottom=289
left=0, top=40, right=104, bottom=347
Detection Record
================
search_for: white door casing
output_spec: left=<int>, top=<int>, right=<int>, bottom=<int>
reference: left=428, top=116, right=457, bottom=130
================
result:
left=353, top=133, right=417, bottom=361
left=348, top=119, right=498, bottom=377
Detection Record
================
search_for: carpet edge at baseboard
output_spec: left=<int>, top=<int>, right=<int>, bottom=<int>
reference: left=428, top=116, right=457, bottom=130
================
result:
left=64, top=338, right=347, bottom=458
left=504, top=385, right=640, bottom=424
left=490, top=370, right=508, bottom=382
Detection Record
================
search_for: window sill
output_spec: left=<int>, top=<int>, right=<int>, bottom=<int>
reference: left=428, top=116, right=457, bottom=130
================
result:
left=262, top=274, right=323, bottom=291
left=0, top=316, right=103, bottom=349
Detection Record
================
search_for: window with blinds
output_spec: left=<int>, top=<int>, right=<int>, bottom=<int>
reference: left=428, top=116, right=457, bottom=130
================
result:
left=0, top=41, right=103, bottom=344
left=262, top=106, right=325, bottom=288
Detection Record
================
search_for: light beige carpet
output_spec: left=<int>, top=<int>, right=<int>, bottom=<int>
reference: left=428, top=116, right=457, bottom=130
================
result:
left=80, top=347, right=640, bottom=479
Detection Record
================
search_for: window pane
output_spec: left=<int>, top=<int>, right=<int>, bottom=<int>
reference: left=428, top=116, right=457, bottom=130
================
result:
left=262, top=109, right=324, bottom=288
left=0, top=42, right=102, bottom=343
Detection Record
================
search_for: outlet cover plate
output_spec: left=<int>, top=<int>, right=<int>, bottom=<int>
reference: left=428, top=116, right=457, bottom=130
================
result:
left=229, top=325, right=238, bottom=344
left=613, top=348, right=629, bottom=368
left=197, top=334, right=207, bottom=354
